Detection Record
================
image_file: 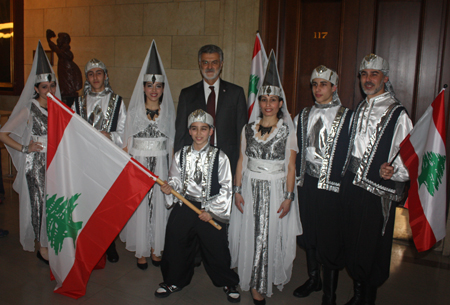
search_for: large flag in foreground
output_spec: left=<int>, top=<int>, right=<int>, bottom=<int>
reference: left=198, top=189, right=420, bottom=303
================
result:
left=46, top=94, right=156, bottom=298
left=400, top=89, right=447, bottom=252
left=247, top=33, right=268, bottom=119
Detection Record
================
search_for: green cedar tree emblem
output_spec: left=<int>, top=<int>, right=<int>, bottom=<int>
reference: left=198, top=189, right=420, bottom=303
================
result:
left=418, top=151, right=446, bottom=196
left=46, top=194, right=83, bottom=255
left=248, top=74, right=260, bottom=95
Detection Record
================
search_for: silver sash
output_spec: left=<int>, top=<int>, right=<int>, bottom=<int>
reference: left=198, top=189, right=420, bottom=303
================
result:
left=132, top=138, right=166, bottom=152
left=247, top=158, right=284, bottom=174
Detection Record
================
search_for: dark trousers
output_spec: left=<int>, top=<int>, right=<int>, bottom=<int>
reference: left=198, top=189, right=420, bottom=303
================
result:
left=340, top=172, right=396, bottom=286
left=297, top=174, right=344, bottom=270
left=161, top=201, right=239, bottom=289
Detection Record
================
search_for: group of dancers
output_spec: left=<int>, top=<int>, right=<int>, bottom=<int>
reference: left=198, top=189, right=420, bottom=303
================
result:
left=0, top=39, right=412, bottom=305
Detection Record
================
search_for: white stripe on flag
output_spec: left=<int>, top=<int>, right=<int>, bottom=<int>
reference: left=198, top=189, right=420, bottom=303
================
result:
left=47, top=114, right=130, bottom=286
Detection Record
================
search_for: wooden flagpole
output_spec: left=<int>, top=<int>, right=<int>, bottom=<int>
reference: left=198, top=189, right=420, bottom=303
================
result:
left=155, top=178, right=222, bottom=230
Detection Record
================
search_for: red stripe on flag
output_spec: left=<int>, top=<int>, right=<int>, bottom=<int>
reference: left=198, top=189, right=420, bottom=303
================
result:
left=54, top=161, right=155, bottom=299
left=47, top=95, right=74, bottom=169
left=131, top=157, right=159, bottom=181
left=252, top=36, right=262, bottom=58
left=400, top=136, right=436, bottom=252
left=431, top=91, right=446, bottom=145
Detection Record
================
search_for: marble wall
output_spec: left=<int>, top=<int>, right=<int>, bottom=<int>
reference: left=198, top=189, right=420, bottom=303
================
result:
left=17, top=0, right=260, bottom=109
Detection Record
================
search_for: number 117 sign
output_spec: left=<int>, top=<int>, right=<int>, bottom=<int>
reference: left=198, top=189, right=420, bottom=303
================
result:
left=314, top=32, right=328, bottom=39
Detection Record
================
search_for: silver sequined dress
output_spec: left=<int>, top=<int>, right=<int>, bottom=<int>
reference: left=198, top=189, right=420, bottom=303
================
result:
left=229, top=119, right=302, bottom=297
left=3, top=99, right=50, bottom=251
left=120, top=119, right=171, bottom=258
left=25, top=101, right=48, bottom=243
left=25, top=103, right=47, bottom=241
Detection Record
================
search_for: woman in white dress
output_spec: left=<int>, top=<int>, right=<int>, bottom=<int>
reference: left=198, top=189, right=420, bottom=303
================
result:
left=120, top=41, right=175, bottom=270
left=0, top=41, right=61, bottom=262
left=229, top=51, right=302, bottom=304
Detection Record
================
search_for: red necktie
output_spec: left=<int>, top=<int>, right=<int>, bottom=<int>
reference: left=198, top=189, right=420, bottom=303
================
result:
left=207, top=86, right=215, bottom=145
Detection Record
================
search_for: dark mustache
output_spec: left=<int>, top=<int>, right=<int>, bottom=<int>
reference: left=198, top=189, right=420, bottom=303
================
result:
left=364, top=81, right=375, bottom=87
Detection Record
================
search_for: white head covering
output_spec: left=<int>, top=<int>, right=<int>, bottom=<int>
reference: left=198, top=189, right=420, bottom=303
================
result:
left=188, top=109, right=214, bottom=128
left=359, top=53, right=395, bottom=96
left=124, top=40, right=175, bottom=161
left=83, top=58, right=113, bottom=95
left=310, top=65, right=341, bottom=105
left=1, top=40, right=61, bottom=146
left=310, top=65, right=338, bottom=85
left=246, top=50, right=298, bottom=175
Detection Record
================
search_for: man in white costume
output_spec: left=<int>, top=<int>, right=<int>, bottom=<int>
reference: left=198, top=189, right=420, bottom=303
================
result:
left=294, top=66, right=352, bottom=305
left=340, top=54, right=413, bottom=305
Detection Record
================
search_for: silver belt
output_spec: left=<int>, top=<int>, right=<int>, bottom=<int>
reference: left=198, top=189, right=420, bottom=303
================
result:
left=185, top=194, right=202, bottom=203
left=132, top=138, right=166, bottom=151
left=247, top=158, right=284, bottom=174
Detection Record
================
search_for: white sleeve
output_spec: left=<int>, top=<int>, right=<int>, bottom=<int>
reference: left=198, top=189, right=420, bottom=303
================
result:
left=205, top=151, right=233, bottom=221
left=110, top=101, right=127, bottom=147
left=164, top=150, right=183, bottom=207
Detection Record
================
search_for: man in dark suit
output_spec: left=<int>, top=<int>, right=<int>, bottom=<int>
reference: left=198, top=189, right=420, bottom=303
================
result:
left=174, top=45, right=247, bottom=176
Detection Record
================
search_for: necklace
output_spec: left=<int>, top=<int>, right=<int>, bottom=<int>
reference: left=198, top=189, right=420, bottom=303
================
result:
left=258, top=125, right=272, bottom=136
left=146, top=108, right=159, bottom=120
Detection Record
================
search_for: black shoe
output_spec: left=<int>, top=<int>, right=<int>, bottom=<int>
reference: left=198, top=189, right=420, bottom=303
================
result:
left=106, top=242, right=119, bottom=263
left=137, top=261, right=148, bottom=270
left=293, top=277, right=322, bottom=298
left=151, top=258, right=161, bottom=267
left=223, top=286, right=240, bottom=303
left=37, top=251, right=49, bottom=265
left=155, top=283, right=182, bottom=298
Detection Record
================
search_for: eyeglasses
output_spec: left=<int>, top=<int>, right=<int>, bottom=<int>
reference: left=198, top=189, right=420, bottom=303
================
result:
left=200, top=60, right=221, bottom=67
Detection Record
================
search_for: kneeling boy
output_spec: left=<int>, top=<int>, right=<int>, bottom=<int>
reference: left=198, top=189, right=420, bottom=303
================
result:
left=157, top=109, right=240, bottom=303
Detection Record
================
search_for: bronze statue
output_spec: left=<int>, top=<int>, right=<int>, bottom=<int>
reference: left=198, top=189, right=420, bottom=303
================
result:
left=46, top=29, right=82, bottom=106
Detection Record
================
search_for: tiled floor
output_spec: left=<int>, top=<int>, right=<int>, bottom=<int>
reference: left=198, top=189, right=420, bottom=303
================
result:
left=1, top=169, right=450, bottom=304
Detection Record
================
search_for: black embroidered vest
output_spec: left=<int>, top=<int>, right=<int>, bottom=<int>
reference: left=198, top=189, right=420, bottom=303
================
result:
left=343, top=100, right=407, bottom=201
left=179, top=145, right=221, bottom=202
left=296, top=106, right=352, bottom=193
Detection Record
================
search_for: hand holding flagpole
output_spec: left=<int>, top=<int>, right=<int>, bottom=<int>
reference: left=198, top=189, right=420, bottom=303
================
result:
left=156, top=178, right=222, bottom=230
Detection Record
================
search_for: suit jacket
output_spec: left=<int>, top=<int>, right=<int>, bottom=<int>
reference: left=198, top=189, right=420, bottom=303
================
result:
left=175, top=79, right=247, bottom=176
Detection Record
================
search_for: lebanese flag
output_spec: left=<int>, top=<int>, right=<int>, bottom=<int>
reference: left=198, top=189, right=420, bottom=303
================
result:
left=400, top=89, right=447, bottom=252
left=247, top=33, right=268, bottom=119
left=46, top=93, right=156, bottom=298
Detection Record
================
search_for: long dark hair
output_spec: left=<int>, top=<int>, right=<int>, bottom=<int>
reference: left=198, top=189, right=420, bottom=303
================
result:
left=143, top=82, right=165, bottom=105
left=33, top=81, right=57, bottom=99
left=258, top=95, right=284, bottom=119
